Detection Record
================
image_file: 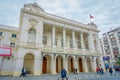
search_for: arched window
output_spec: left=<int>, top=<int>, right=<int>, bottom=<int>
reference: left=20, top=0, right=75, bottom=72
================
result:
left=27, top=28, right=36, bottom=43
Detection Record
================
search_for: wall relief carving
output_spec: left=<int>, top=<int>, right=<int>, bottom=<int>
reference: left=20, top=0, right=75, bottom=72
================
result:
left=29, top=19, right=38, bottom=27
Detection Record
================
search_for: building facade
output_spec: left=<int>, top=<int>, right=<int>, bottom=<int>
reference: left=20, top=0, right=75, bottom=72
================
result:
left=0, top=3, right=103, bottom=76
left=102, top=27, right=120, bottom=64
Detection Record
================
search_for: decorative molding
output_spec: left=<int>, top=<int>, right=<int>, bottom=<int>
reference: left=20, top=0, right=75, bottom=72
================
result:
left=24, top=3, right=44, bottom=12
left=29, top=19, right=38, bottom=27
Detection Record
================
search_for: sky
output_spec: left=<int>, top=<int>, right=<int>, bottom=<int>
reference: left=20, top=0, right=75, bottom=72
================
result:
left=0, top=0, right=120, bottom=37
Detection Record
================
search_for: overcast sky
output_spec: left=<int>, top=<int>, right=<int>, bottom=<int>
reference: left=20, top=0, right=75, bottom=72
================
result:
left=0, top=0, right=120, bottom=37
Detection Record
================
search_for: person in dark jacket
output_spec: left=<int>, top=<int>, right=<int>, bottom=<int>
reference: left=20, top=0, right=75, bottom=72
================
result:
left=61, top=69, right=68, bottom=80
left=109, top=67, right=113, bottom=76
left=20, top=68, right=26, bottom=77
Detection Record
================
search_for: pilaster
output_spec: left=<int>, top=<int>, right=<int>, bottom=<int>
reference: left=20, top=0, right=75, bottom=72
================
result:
left=36, top=20, right=43, bottom=47
left=72, top=30, right=76, bottom=49
left=63, top=55, right=68, bottom=73
left=63, top=28, right=67, bottom=49
left=34, top=51, right=42, bottom=75
left=52, top=26, right=56, bottom=48
left=91, top=57, right=96, bottom=72
left=89, top=31, right=95, bottom=52
left=80, top=32, right=85, bottom=50
left=73, top=56, right=78, bottom=73
left=82, top=56, right=88, bottom=73
left=51, top=54, right=56, bottom=74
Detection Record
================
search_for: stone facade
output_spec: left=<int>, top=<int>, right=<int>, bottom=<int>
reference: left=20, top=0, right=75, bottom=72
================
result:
left=0, top=3, right=104, bottom=76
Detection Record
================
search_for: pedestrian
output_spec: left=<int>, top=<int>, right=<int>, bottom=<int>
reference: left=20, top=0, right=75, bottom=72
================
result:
left=96, top=66, right=99, bottom=74
left=61, top=69, right=68, bottom=80
left=73, top=68, right=75, bottom=74
left=105, top=63, right=109, bottom=71
left=75, top=68, right=77, bottom=74
left=109, top=67, right=113, bottom=76
left=99, top=68, right=104, bottom=75
left=20, top=68, right=26, bottom=77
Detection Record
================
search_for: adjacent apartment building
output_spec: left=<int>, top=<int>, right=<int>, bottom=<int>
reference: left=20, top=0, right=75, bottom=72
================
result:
left=102, top=27, right=120, bottom=64
left=0, top=3, right=104, bottom=76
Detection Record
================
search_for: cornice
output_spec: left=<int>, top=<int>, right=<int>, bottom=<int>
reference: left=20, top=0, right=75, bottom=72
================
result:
left=0, top=24, right=19, bottom=33
left=21, top=9, right=99, bottom=32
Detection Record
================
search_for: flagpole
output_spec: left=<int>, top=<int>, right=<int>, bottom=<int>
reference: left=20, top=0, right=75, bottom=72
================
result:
left=90, top=17, right=91, bottom=22
left=89, top=14, right=94, bottom=22
left=89, top=14, right=91, bottom=22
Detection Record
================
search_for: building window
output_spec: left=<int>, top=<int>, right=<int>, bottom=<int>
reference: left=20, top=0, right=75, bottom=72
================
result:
left=55, top=38, right=57, bottom=46
left=0, top=32, right=2, bottom=36
left=77, top=41, right=81, bottom=49
left=27, top=28, right=36, bottom=43
left=12, top=34, right=17, bottom=38
left=109, top=34, right=117, bottom=46
left=70, top=39, right=73, bottom=48
left=61, top=39, right=63, bottom=47
left=43, top=36, right=47, bottom=45
left=28, top=28, right=36, bottom=34
left=10, top=42, right=15, bottom=47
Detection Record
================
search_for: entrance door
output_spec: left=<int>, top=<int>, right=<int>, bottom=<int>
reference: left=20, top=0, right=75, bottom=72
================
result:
left=56, top=56, right=63, bottom=73
left=79, top=58, right=83, bottom=72
left=42, top=57, right=47, bottom=73
left=71, top=59, right=73, bottom=72
left=56, top=59, right=58, bottom=73
left=24, top=54, right=34, bottom=74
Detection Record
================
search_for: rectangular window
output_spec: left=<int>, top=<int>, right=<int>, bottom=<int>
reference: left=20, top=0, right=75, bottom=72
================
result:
left=0, top=32, right=2, bottom=36
left=77, top=41, right=81, bottom=49
left=10, top=42, right=15, bottom=47
left=43, top=36, right=47, bottom=45
left=70, top=39, right=73, bottom=48
left=12, top=34, right=17, bottom=38
left=55, top=38, right=57, bottom=46
left=61, top=39, right=63, bottom=47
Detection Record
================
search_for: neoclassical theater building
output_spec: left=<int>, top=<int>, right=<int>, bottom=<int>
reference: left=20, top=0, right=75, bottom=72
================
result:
left=0, top=3, right=104, bottom=76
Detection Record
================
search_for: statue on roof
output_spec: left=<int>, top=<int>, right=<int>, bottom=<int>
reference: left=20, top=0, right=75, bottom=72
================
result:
left=23, top=3, right=44, bottom=12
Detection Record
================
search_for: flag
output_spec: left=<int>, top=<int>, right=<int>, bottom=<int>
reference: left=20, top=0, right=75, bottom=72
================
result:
left=89, top=14, right=94, bottom=19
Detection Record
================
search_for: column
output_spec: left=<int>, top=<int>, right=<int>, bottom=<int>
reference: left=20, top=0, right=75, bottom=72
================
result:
left=72, top=30, right=76, bottom=49
left=52, top=26, right=56, bottom=48
left=36, top=20, right=43, bottom=47
left=73, top=56, right=79, bottom=73
left=82, top=56, right=88, bottom=72
left=96, top=35, right=102, bottom=53
left=91, top=57, right=96, bottom=72
left=80, top=32, right=85, bottom=50
left=63, top=55, right=68, bottom=73
left=89, top=31, right=95, bottom=51
left=34, top=51, right=42, bottom=75
left=51, top=54, right=56, bottom=74
left=63, top=28, right=66, bottom=49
